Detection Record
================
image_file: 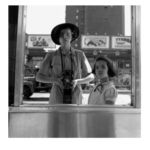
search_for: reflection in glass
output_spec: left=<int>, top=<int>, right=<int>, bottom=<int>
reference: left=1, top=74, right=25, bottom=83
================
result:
left=23, top=6, right=132, bottom=106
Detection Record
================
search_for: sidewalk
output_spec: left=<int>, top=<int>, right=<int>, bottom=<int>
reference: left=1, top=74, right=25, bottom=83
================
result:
left=24, top=92, right=131, bottom=106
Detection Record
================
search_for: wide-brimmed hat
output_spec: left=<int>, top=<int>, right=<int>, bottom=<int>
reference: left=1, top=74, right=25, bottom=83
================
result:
left=92, top=56, right=116, bottom=77
left=51, top=23, right=79, bottom=45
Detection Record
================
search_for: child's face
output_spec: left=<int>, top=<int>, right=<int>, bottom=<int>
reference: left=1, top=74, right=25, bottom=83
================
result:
left=95, top=60, right=108, bottom=79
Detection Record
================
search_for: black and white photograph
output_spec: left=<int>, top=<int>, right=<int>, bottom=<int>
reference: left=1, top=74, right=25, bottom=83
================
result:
left=8, top=5, right=141, bottom=138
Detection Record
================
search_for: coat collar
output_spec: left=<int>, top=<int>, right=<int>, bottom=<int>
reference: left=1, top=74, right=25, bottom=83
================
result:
left=57, top=47, right=76, bottom=56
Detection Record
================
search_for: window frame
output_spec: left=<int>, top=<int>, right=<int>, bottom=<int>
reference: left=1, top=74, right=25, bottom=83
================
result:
left=131, top=6, right=141, bottom=108
left=13, top=6, right=141, bottom=108
left=14, top=6, right=27, bottom=106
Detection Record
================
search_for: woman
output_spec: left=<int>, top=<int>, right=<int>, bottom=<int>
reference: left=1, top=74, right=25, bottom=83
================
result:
left=36, top=23, right=94, bottom=104
left=88, top=56, right=118, bottom=105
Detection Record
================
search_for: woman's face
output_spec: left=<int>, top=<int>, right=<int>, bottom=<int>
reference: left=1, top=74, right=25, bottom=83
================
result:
left=59, top=28, right=72, bottom=45
left=95, top=60, right=108, bottom=79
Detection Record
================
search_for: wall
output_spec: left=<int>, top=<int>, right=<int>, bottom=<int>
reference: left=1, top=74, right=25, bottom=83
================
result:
left=66, top=6, right=124, bottom=50
left=9, top=107, right=140, bottom=137
left=84, top=6, right=124, bottom=35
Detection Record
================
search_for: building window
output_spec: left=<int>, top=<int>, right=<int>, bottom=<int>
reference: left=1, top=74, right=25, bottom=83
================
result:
left=76, top=16, right=79, bottom=20
left=76, top=9, right=79, bottom=13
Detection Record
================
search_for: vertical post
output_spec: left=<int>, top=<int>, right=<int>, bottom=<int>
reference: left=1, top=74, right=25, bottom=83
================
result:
left=134, top=6, right=141, bottom=108
left=131, top=6, right=141, bottom=108
left=14, top=6, right=27, bottom=106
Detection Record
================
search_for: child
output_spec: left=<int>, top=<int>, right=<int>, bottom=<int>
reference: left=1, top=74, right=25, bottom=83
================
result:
left=88, top=56, right=118, bottom=105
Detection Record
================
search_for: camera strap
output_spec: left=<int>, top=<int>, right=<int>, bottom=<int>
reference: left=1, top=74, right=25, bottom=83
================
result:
left=60, top=48, right=73, bottom=78
left=60, top=48, right=74, bottom=104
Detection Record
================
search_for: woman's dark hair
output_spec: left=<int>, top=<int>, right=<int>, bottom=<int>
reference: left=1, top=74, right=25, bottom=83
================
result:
left=92, top=56, right=116, bottom=77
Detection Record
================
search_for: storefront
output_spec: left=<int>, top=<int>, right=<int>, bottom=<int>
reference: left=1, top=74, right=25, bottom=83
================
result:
left=9, top=6, right=141, bottom=137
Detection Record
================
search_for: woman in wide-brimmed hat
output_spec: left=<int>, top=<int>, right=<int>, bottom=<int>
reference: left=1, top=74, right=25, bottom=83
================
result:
left=51, top=23, right=79, bottom=45
left=88, top=56, right=118, bottom=105
left=36, top=23, right=94, bottom=104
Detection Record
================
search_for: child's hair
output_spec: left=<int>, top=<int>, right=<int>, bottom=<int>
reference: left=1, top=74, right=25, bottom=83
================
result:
left=92, top=56, right=116, bottom=77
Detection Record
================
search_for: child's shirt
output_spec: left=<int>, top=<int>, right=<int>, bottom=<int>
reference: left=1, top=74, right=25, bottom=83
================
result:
left=88, top=79, right=118, bottom=105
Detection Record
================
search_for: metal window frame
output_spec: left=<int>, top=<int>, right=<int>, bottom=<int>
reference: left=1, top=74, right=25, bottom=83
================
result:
left=13, top=6, right=141, bottom=108
left=131, top=6, right=141, bottom=108
left=14, top=6, right=27, bottom=106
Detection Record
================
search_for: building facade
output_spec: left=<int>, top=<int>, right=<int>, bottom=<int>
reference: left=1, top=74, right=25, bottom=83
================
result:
left=66, top=6, right=125, bottom=49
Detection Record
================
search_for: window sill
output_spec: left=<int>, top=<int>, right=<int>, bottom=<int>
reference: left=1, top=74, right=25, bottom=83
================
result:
left=9, top=105, right=140, bottom=114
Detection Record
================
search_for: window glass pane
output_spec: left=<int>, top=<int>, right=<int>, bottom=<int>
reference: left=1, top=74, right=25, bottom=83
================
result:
left=23, top=6, right=132, bottom=106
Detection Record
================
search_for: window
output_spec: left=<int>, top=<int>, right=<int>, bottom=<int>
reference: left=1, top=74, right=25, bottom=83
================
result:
left=11, top=6, right=140, bottom=108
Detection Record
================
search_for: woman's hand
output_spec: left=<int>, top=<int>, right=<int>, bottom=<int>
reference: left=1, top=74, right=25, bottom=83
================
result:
left=72, top=79, right=79, bottom=89
left=72, top=73, right=94, bottom=90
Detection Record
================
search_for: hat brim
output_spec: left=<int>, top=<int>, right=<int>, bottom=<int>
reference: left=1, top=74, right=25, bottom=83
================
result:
left=51, top=23, right=79, bottom=45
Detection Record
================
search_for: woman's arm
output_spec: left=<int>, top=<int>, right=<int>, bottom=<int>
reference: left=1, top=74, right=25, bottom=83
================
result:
left=36, top=72, right=55, bottom=83
left=35, top=51, right=63, bottom=87
left=36, top=72, right=64, bottom=88
left=73, top=73, right=94, bottom=88
left=104, top=87, right=118, bottom=105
